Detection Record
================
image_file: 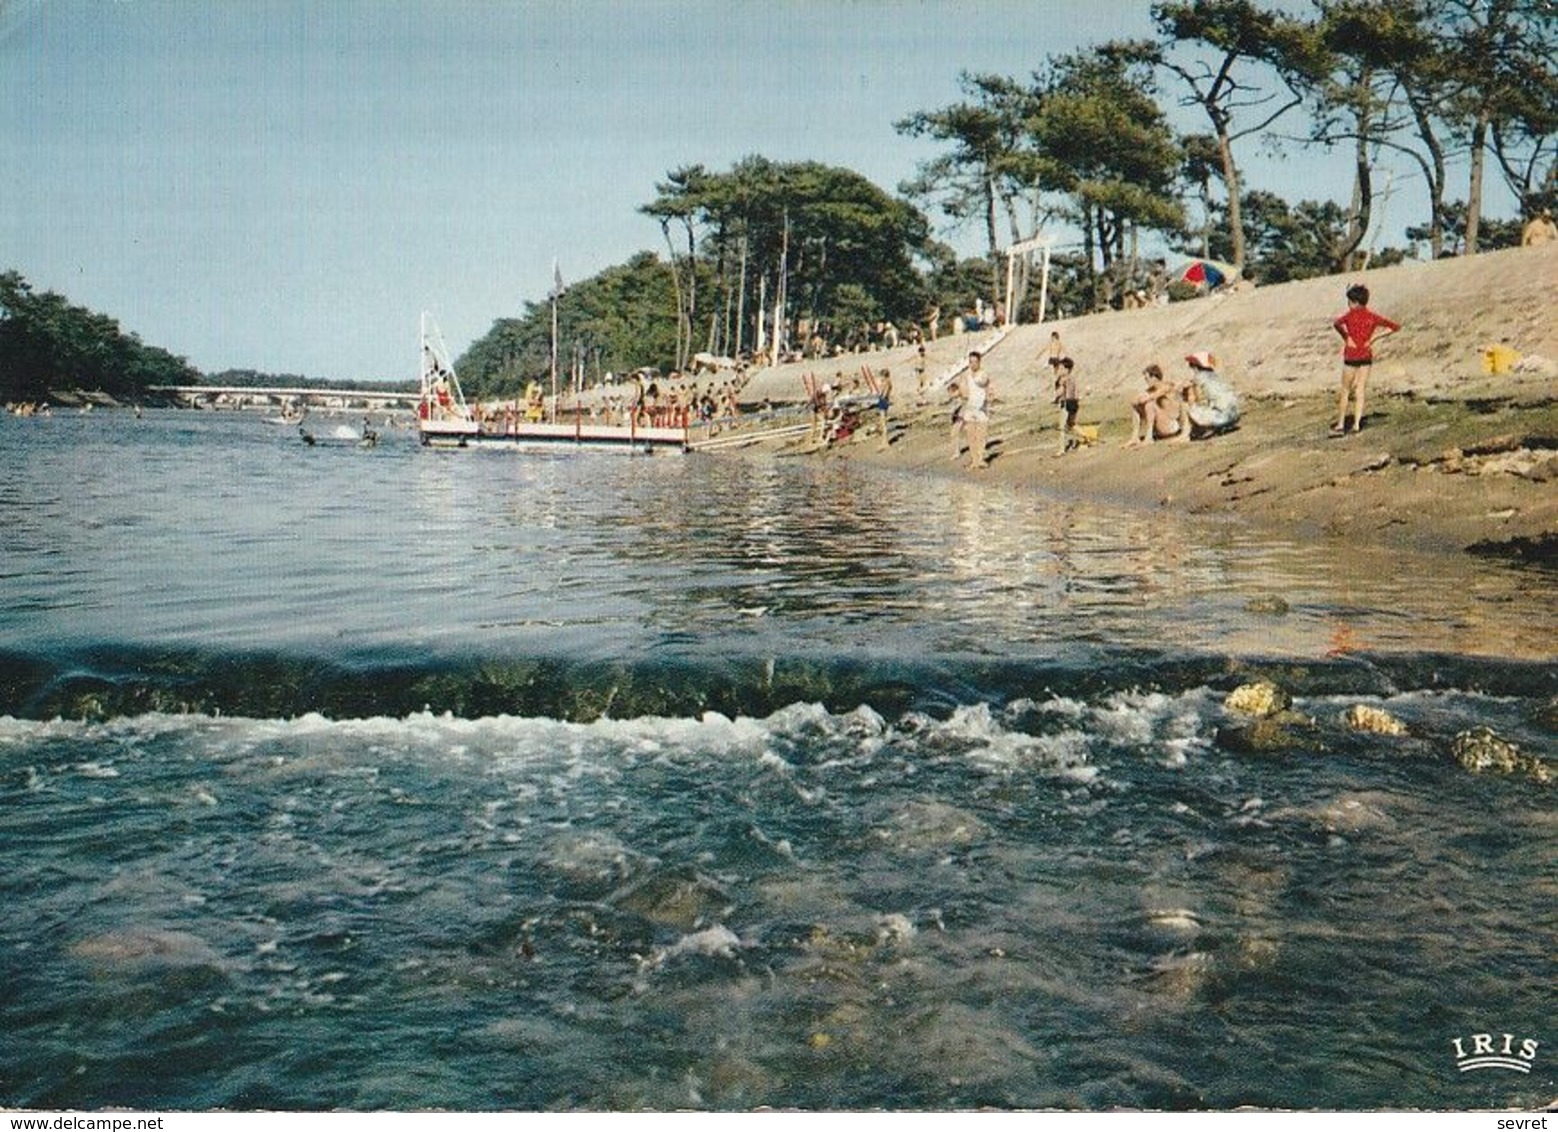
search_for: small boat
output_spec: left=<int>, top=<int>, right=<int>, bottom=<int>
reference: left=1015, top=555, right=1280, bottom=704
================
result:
left=415, top=312, right=686, bottom=452
left=299, top=420, right=379, bottom=449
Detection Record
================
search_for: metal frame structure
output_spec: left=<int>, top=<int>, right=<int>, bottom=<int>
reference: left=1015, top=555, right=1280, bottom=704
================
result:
left=1003, top=234, right=1053, bottom=327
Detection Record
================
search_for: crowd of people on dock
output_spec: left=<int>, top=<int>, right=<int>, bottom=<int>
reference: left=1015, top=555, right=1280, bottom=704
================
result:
left=467, top=371, right=753, bottom=434
left=616, top=373, right=747, bottom=429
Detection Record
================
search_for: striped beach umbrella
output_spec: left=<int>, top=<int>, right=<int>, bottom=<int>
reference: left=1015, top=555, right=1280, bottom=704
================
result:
left=1178, top=259, right=1238, bottom=288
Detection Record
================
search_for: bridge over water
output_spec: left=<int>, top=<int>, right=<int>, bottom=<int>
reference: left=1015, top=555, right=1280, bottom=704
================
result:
left=149, top=385, right=419, bottom=411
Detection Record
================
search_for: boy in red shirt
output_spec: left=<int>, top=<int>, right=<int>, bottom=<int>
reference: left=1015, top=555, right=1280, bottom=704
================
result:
left=1331, top=283, right=1400, bottom=434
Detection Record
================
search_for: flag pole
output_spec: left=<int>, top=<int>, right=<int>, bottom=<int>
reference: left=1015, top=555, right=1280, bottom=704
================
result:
left=549, top=259, right=561, bottom=423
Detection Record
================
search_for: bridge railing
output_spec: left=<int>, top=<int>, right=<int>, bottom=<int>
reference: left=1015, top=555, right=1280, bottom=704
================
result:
left=147, top=385, right=420, bottom=409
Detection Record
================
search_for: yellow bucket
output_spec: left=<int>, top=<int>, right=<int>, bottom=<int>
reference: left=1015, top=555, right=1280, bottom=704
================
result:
left=1482, top=344, right=1520, bottom=375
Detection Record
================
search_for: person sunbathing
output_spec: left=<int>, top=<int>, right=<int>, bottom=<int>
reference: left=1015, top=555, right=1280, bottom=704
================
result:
left=1125, top=364, right=1182, bottom=446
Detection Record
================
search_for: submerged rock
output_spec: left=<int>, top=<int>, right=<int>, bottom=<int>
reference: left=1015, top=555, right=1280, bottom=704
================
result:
left=607, top=871, right=733, bottom=932
left=69, top=928, right=227, bottom=973
left=1215, top=714, right=1319, bottom=755
left=654, top=924, right=743, bottom=964
left=874, top=912, right=917, bottom=946
left=1139, top=950, right=1217, bottom=1003
left=1529, top=697, right=1558, bottom=733
left=1466, top=532, right=1558, bottom=564
left=1234, top=935, right=1280, bottom=971
left=698, top=1054, right=776, bottom=1106
left=1343, top=704, right=1409, bottom=736
left=1450, top=727, right=1553, bottom=783
left=1315, top=795, right=1398, bottom=835
left=888, top=1002, right=1044, bottom=1088
left=1144, top=908, right=1202, bottom=938
left=1224, top=680, right=1291, bottom=718
left=544, top=829, right=638, bottom=893
left=1270, top=791, right=1399, bottom=837
left=1243, top=595, right=1291, bottom=616
left=874, top=799, right=988, bottom=852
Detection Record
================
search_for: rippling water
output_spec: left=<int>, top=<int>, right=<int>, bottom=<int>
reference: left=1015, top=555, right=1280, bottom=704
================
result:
left=1, top=411, right=1553, bottom=1111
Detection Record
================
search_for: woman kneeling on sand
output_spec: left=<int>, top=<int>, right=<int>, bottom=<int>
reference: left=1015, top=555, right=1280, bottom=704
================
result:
left=1174, top=352, right=1241, bottom=440
left=1125, top=364, right=1182, bottom=446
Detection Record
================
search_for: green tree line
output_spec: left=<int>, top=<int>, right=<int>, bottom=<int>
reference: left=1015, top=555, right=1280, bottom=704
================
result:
left=0, top=274, right=418, bottom=403
left=458, top=0, right=1550, bottom=396
left=0, top=270, right=198, bottom=403
left=205, top=369, right=415, bottom=393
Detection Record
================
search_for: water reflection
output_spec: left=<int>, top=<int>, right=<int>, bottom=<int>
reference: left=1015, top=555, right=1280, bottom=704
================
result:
left=2, top=412, right=1552, bottom=665
left=531, top=456, right=1554, bottom=662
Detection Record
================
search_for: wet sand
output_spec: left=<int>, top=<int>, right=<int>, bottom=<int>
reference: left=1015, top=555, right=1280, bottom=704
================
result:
left=738, top=244, right=1558, bottom=563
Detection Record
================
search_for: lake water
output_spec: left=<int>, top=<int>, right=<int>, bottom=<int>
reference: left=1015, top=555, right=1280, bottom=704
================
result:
left=1, top=410, right=1552, bottom=1111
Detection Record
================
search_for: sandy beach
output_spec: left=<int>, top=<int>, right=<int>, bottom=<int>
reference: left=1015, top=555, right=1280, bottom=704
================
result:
left=736, top=243, right=1558, bottom=562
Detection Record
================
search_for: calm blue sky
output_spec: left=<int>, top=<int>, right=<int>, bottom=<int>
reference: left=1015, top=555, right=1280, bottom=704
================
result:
left=0, top=0, right=1507, bottom=382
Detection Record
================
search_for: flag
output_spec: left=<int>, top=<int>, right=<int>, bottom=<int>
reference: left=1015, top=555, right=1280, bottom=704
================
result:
left=550, top=260, right=565, bottom=299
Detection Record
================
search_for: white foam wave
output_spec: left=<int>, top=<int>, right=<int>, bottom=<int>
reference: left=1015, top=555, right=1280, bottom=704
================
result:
left=8, top=680, right=1423, bottom=793
left=655, top=923, right=744, bottom=963
left=0, top=688, right=1223, bottom=795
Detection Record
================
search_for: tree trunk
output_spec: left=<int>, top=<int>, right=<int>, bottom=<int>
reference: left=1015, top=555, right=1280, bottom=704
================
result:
left=810, top=237, right=827, bottom=341
left=659, top=220, right=688, bottom=371
left=1081, top=200, right=1097, bottom=310
left=1216, top=128, right=1246, bottom=272
left=1096, top=211, right=1119, bottom=306
left=984, top=174, right=1002, bottom=303
left=1403, top=93, right=1448, bottom=258
left=1020, top=189, right=1047, bottom=316
left=734, top=234, right=748, bottom=358
left=1003, top=189, right=1028, bottom=318
left=1199, top=181, right=1213, bottom=260
left=1128, top=220, right=1139, bottom=298
left=1335, top=71, right=1373, bottom=272
left=714, top=221, right=729, bottom=355
left=681, top=218, right=698, bottom=369
left=1465, top=109, right=1490, bottom=255
left=1096, top=210, right=1112, bottom=307
left=1335, top=146, right=1372, bottom=272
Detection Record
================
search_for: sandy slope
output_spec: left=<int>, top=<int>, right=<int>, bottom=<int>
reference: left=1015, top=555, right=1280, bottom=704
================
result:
left=737, top=244, right=1558, bottom=561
